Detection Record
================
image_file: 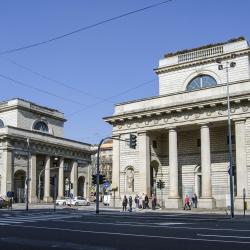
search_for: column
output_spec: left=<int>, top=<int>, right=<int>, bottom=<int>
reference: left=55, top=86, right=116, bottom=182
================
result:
left=110, top=135, right=120, bottom=207
left=235, top=120, right=248, bottom=209
left=199, top=124, right=215, bottom=208
left=70, top=160, right=78, bottom=197
left=58, top=157, right=64, bottom=198
left=166, top=128, right=181, bottom=208
left=138, top=132, right=151, bottom=196
left=29, top=154, right=37, bottom=203
left=43, top=155, right=52, bottom=202
left=1, top=149, right=13, bottom=198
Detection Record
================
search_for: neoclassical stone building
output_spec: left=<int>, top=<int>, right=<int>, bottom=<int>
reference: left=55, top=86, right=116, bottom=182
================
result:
left=0, top=98, right=91, bottom=203
left=104, top=37, right=250, bottom=209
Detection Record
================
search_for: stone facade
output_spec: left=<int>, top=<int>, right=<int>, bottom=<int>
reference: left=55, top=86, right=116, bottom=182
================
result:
left=104, top=37, right=250, bottom=209
left=0, top=98, right=91, bottom=203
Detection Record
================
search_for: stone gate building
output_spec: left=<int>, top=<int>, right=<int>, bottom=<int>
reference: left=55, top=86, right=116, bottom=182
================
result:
left=0, top=98, right=91, bottom=202
left=104, top=37, right=250, bottom=209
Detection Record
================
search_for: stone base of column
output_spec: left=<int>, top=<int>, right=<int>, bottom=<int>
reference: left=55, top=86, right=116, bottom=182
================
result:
left=43, top=196, right=53, bottom=203
left=198, top=198, right=215, bottom=209
left=30, top=196, right=38, bottom=203
left=235, top=197, right=250, bottom=210
left=165, top=197, right=182, bottom=209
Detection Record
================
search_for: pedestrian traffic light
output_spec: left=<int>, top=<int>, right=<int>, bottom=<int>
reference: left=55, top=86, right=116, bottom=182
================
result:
left=129, top=134, right=137, bottom=149
left=70, top=183, right=73, bottom=189
left=99, top=175, right=106, bottom=185
left=92, top=174, right=97, bottom=185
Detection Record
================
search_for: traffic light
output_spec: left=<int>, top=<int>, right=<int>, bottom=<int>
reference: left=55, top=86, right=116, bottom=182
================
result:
left=99, top=175, right=106, bottom=185
left=92, top=174, right=97, bottom=185
left=50, top=176, right=55, bottom=185
left=129, top=134, right=137, bottom=149
left=157, top=180, right=165, bottom=190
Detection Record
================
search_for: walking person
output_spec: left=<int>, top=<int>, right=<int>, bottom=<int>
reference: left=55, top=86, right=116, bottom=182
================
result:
left=128, top=196, right=133, bottom=212
left=184, top=195, right=191, bottom=210
left=142, top=193, right=145, bottom=209
left=134, top=194, right=139, bottom=209
left=122, top=195, right=128, bottom=212
left=144, top=194, right=149, bottom=209
left=193, top=193, right=198, bottom=208
left=152, top=194, right=157, bottom=210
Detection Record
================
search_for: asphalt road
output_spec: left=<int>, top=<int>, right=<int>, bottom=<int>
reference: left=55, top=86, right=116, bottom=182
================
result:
left=0, top=209, right=250, bottom=250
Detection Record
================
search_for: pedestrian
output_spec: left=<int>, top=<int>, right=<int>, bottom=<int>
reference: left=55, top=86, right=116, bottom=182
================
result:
left=184, top=195, right=191, bottom=210
left=134, top=194, right=139, bottom=208
left=122, top=195, right=128, bottom=212
left=152, top=194, right=157, bottom=210
left=139, top=194, right=143, bottom=209
left=193, top=193, right=198, bottom=208
left=129, top=196, right=133, bottom=212
left=142, top=193, right=145, bottom=209
left=144, top=194, right=149, bottom=209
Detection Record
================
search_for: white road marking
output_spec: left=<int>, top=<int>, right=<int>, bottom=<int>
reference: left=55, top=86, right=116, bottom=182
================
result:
left=7, top=224, right=250, bottom=244
left=198, top=234, right=250, bottom=239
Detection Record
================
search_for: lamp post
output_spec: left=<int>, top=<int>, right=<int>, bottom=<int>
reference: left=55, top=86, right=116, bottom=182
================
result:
left=25, top=138, right=30, bottom=211
left=216, top=54, right=236, bottom=219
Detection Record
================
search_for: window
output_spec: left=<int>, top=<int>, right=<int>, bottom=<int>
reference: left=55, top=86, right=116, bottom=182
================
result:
left=0, top=119, right=4, bottom=128
left=187, top=75, right=217, bottom=91
left=33, top=121, right=48, bottom=132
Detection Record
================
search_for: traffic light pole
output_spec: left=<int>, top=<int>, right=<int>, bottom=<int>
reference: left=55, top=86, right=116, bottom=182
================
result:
left=95, top=136, right=129, bottom=214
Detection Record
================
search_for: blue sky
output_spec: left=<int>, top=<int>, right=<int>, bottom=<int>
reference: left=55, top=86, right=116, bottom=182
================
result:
left=1, top=0, right=250, bottom=144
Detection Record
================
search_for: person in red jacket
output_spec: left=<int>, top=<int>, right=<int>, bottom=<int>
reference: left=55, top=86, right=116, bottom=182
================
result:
left=184, top=195, right=191, bottom=210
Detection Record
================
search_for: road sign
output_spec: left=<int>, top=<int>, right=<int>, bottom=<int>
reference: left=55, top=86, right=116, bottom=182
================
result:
left=7, top=191, right=14, bottom=198
left=103, top=182, right=110, bottom=189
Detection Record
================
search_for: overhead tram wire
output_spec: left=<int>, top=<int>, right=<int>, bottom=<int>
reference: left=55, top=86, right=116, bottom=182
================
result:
left=66, top=78, right=157, bottom=117
left=0, top=73, right=88, bottom=107
left=5, top=59, right=109, bottom=102
left=0, top=0, right=173, bottom=56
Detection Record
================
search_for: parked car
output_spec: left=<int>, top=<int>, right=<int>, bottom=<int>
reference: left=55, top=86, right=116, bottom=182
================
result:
left=71, top=196, right=90, bottom=206
left=0, top=197, right=10, bottom=208
left=55, top=197, right=70, bottom=206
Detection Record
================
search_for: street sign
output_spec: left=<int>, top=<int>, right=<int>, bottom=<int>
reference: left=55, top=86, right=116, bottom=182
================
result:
left=7, top=191, right=15, bottom=198
left=103, top=182, right=110, bottom=189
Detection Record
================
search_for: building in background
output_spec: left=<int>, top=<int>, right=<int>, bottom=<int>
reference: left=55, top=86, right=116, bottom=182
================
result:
left=90, top=139, right=113, bottom=196
left=105, top=37, right=250, bottom=209
left=0, top=98, right=91, bottom=203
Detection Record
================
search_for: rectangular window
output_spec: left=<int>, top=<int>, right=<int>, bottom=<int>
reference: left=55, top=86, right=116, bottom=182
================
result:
left=152, top=140, right=158, bottom=148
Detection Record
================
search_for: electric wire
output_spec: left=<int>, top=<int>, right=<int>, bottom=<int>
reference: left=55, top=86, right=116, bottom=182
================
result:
left=0, top=0, right=173, bottom=55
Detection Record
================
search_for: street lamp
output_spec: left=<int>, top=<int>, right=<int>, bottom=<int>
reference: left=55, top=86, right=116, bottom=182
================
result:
left=216, top=54, right=236, bottom=219
left=25, top=138, right=30, bottom=211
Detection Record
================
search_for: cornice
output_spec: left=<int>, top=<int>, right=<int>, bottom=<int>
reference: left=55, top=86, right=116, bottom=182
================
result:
left=154, top=48, right=250, bottom=75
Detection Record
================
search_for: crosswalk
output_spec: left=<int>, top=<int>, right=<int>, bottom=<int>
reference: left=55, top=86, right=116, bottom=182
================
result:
left=0, top=212, right=82, bottom=226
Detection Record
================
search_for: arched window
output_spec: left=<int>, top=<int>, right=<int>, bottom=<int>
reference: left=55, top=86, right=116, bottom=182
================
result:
left=0, top=119, right=4, bottom=128
left=33, top=121, right=49, bottom=132
left=187, top=75, right=217, bottom=91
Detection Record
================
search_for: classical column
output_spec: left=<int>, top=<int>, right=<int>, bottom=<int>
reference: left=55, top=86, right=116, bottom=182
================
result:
left=199, top=124, right=215, bottom=208
left=165, top=128, right=181, bottom=208
left=1, top=149, right=13, bottom=198
left=110, top=135, right=120, bottom=207
left=70, top=161, right=78, bottom=197
left=29, top=154, right=37, bottom=203
left=58, top=157, right=64, bottom=199
left=43, top=155, right=52, bottom=202
left=234, top=120, right=248, bottom=209
left=138, top=132, right=150, bottom=195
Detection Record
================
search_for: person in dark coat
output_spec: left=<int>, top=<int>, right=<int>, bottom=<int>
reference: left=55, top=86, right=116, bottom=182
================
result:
left=152, top=194, right=157, bottom=210
left=144, top=194, right=149, bottom=209
left=122, top=195, right=128, bottom=212
left=128, top=196, right=133, bottom=212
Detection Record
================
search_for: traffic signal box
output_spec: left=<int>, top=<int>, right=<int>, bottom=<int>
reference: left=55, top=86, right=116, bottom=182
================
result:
left=92, top=174, right=97, bottom=185
left=129, top=134, right=137, bottom=149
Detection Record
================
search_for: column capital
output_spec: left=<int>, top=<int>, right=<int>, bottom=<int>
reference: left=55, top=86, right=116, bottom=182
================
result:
left=167, top=126, right=177, bottom=132
left=198, top=122, right=210, bottom=128
left=233, top=118, right=246, bottom=124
